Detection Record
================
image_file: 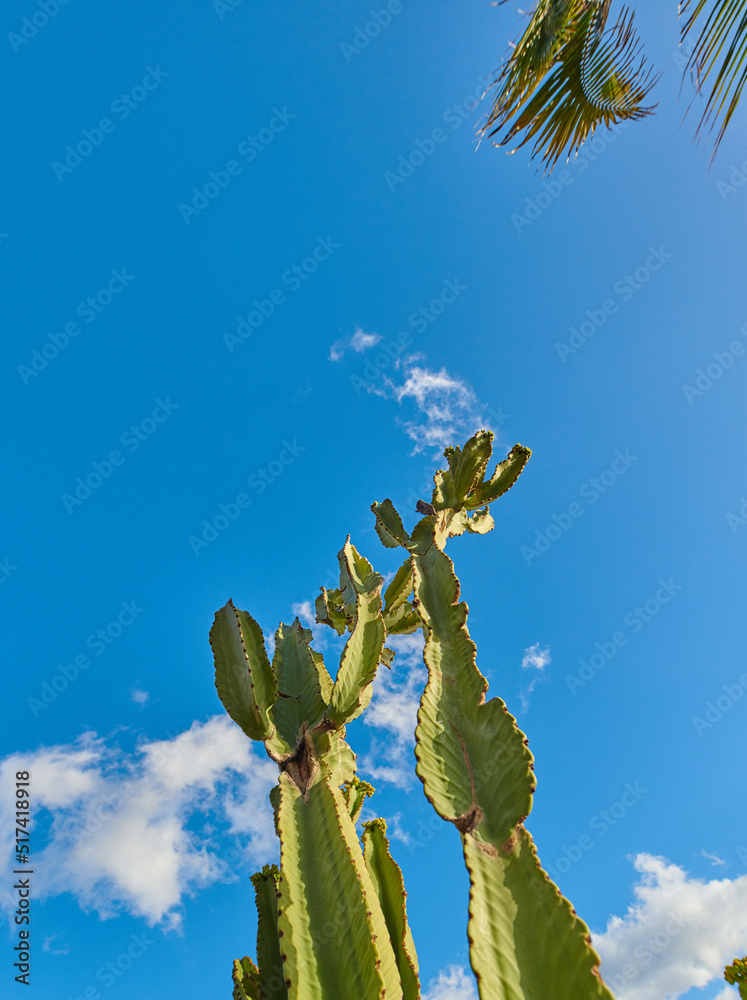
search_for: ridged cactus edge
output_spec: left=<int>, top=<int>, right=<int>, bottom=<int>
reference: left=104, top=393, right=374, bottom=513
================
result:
left=209, top=429, right=620, bottom=1000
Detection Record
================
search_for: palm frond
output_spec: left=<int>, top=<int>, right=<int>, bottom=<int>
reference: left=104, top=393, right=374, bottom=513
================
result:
left=483, top=1, right=658, bottom=170
left=681, top=0, right=747, bottom=153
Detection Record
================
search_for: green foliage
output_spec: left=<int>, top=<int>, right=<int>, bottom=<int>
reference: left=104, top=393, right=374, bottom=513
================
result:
left=210, top=429, right=618, bottom=999
left=485, top=0, right=747, bottom=167
left=681, top=0, right=747, bottom=154
left=483, top=0, right=656, bottom=170
left=725, top=956, right=747, bottom=998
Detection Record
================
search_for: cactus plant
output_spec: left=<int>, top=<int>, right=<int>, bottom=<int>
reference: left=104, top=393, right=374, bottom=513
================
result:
left=725, top=956, right=747, bottom=999
left=210, top=429, right=618, bottom=1000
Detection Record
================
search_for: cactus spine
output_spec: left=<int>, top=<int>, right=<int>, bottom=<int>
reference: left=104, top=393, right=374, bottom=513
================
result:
left=211, top=430, right=617, bottom=999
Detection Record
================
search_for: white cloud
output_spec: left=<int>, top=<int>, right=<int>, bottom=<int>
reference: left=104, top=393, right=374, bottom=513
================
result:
left=0, top=717, right=277, bottom=930
left=291, top=600, right=316, bottom=629
left=383, top=812, right=413, bottom=848
left=391, top=366, right=491, bottom=456
left=362, top=633, right=426, bottom=788
left=334, top=333, right=506, bottom=456
left=351, top=328, right=381, bottom=352
left=130, top=689, right=150, bottom=707
left=710, top=988, right=740, bottom=1000
left=521, top=643, right=551, bottom=672
left=422, top=965, right=478, bottom=1000
left=43, top=935, right=69, bottom=955
left=593, top=853, right=747, bottom=1000
left=519, top=643, right=550, bottom=710
left=329, top=327, right=381, bottom=361
left=698, top=850, right=727, bottom=867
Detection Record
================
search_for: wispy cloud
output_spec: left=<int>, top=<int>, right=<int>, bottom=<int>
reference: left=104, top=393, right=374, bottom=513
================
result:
left=329, top=327, right=382, bottom=361
left=130, top=689, right=150, bottom=708
left=519, top=643, right=550, bottom=711
left=698, top=849, right=727, bottom=867
left=391, top=366, right=494, bottom=456
left=291, top=600, right=330, bottom=651
left=43, top=935, right=70, bottom=955
left=521, top=644, right=551, bottom=672
left=291, top=600, right=316, bottom=629
left=422, top=965, right=478, bottom=1000
left=362, top=633, right=426, bottom=788
left=0, top=717, right=277, bottom=930
left=593, top=853, right=747, bottom=1000
left=383, top=812, right=413, bottom=848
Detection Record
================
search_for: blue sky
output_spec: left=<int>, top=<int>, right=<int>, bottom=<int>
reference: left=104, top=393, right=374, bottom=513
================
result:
left=2, top=1, right=746, bottom=998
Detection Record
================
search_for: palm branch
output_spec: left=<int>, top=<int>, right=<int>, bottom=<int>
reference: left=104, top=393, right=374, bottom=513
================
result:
left=680, top=0, right=747, bottom=154
left=482, top=0, right=658, bottom=170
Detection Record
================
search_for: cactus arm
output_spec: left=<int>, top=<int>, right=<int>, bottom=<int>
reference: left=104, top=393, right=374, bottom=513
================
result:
left=412, top=542, right=535, bottom=847
left=310, top=729, right=356, bottom=787
left=326, top=540, right=386, bottom=728
left=384, top=559, right=414, bottom=611
left=466, top=443, right=532, bottom=510
left=270, top=784, right=281, bottom=837
left=310, top=649, right=334, bottom=704
left=250, top=865, right=289, bottom=1000
left=383, top=603, right=422, bottom=636
left=362, top=819, right=421, bottom=1000
left=314, top=588, right=350, bottom=636
left=270, top=621, right=328, bottom=750
left=210, top=600, right=279, bottom=745
left=233, top=957, right=262, bottom=1000
left=342, top=777, right=375, bottom=823
left=725, top=956, right=747, bottom=998
left=382, top=559, right=422, bottom=637
left=372, top=499, right=410, bottom=548
left=464, top=831, right=614, bottom=1000
left=380, top=647, right=396, bottom=668
left=410, top=530, right=616, bottom=1000
left=275, top=770, right=404, bottom=1000
left=432, top=434, right=494, bottom=511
